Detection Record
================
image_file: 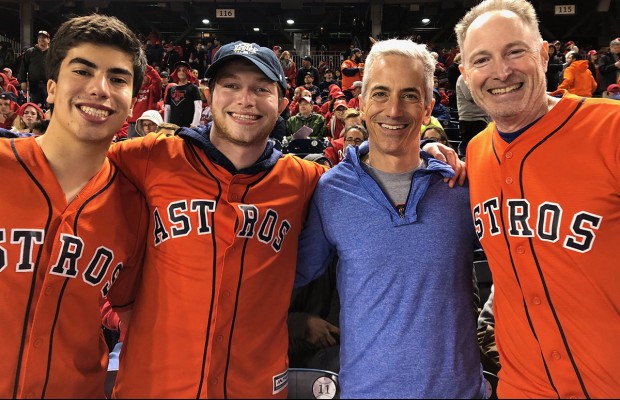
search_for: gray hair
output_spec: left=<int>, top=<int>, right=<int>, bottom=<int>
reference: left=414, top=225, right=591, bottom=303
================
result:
left=361, top=38, right=435, bottom=106
left=455, top=0, right=542, bottom=57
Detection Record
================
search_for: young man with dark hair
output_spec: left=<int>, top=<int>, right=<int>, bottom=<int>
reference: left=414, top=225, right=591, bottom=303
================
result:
left=0, top=14, right=148, bottom=398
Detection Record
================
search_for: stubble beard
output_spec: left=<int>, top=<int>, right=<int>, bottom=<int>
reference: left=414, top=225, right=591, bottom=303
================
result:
left=211, top=114, right=271, bottom=148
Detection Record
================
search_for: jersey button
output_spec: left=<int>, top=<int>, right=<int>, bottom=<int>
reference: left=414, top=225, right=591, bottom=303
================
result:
left=217, top=335, right=223, bottom=342
left=223, top=290, right=230, bottom=297
left=230, top=194, right=238, bottom=201
left=210, top=378, right=218, bottom=385
left=551, top=350, right=562, bottom=360
left=516, top=246, right=525, bottom=254
left=33, top=338, right=43, bottom=348
left=44, top=286, right=53, bottom=296
left=505, top=177, right=513, bottom=184
left=532, top=296, right=541, bottom=305
left=505, top=151, right=513, bottom=159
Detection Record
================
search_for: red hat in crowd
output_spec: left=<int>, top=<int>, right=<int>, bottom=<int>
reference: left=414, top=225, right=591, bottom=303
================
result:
left=348, top=81, right=362, bottom=90
left=587, top=50, right=597, bottom=56
left=273, top=45, right=282, bottom=52
left=333, top=99, right=348, bottom=110
left=16, top=102, right=45, bottom=119
left=607, top=84, right=620, bottom=93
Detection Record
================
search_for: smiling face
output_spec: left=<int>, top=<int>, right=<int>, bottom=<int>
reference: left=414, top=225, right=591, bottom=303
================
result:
left=460, top=10, right=549, bottom=131
left=207, top=58, right=287, bottom=148
left=46, top=43, right=135, bottom=144
left=362, top=54, right=432, bottom=171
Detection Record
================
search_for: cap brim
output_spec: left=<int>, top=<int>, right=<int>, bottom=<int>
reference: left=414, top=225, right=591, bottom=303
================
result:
left=205, top=54, right=283, bottom=90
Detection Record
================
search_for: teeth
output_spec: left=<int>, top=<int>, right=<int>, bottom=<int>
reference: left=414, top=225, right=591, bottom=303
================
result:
left=380, top=123, right=405, bottom=130
left=490, top=84, right=520, bottom=95
left=80, top=106, right=109, bottom=118
left=231, top=113, right=258, bottom=121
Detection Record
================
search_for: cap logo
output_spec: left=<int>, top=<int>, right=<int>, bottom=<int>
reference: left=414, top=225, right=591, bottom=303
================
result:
left=233, top=42, right=258, bottom=55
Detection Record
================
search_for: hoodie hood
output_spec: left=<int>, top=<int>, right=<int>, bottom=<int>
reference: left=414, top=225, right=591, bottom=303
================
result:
left=16, top=102, right=45, bottom=120
left=569, top=59, right=589, bottom=72
left=135, top=110, right=164, bottom=136
left=0, top=72, right=9, bottom=91
left=171, top=64, right=197, bottom=85
left=177, top=123, right=283, bottom=175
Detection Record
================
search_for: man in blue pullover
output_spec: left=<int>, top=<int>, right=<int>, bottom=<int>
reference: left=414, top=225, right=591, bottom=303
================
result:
left=296, top=39, right=484, bottom=398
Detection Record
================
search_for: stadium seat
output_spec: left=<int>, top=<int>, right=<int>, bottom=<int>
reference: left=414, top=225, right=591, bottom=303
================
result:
left=483, top=370, right=499, bottom=399
left=285, top=138, right=326, bottom=157
left=287, top=368, right=340, bottom=399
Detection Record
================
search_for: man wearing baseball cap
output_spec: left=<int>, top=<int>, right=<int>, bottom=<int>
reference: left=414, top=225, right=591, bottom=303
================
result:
left=17, top=30, right=50, bottom=107
left=295, top=54, right=320, bottom=87
left=285, top=93, right=326, bottom=139
left=164, top=60, right=202, bottom=128
left=109, top=41, right=327, bottom=398
left=347, top=80, right=362, bottom=109
left=607, top=83, right=620, bottom=100
left=0, top=92, right=17, bottom=129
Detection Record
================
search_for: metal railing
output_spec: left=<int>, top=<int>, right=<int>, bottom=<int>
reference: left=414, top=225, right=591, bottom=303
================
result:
left=291, top=52, right=343, bottom=73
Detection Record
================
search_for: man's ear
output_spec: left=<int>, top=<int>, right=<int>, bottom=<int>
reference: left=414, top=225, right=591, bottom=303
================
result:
left=128, top=97, right=137, bottom=119
left=540, top=41, right=550, bottom=73
left=46, top=79, right=56, bottom=104
left=278, top=96, right=290, bottom=114
left=458, top=64, right=469, bottom=86
left=205, top=86, right=213, bottom=106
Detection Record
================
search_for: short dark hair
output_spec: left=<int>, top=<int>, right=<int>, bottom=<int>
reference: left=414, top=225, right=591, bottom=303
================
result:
left=343, top=124, right=368, bottom=140
left=46, top=14, right=147, bottom=97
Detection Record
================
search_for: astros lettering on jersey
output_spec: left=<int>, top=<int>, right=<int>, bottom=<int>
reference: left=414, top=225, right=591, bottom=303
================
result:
left=466, top=93, right=620, bottom=398
left=0, top=138, right=148, bottom=398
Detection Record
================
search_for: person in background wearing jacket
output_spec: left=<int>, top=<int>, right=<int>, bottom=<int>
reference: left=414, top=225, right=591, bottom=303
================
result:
left=127, top=64, right=162, bottom=137
left=555, top=51, right=597, bottom=97
left=164, top=60, right=202, bottom=128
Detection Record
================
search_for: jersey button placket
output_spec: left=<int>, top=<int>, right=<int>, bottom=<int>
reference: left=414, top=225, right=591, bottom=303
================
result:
left=551, top=350, right=562, bottom=360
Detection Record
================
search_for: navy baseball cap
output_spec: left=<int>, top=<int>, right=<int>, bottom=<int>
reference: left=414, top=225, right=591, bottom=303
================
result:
left=205, top=41, right=287, bottom=92
left=0, top=92, right=17, bottom=102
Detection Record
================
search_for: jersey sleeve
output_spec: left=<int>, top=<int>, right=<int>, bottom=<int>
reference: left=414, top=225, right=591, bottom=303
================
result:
left=295, top=176, right=336, bottom=288
left=108, top=133, right=162, bottom=194
left=105, top=171, right=149, bottom=311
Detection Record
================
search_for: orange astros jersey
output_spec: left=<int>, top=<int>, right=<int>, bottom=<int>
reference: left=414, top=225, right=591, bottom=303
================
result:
left=0, top=137, right=148, bottom=398
left=108, top=132, right=325, bottom=398
left=466, top=93, right=620, bottom=398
